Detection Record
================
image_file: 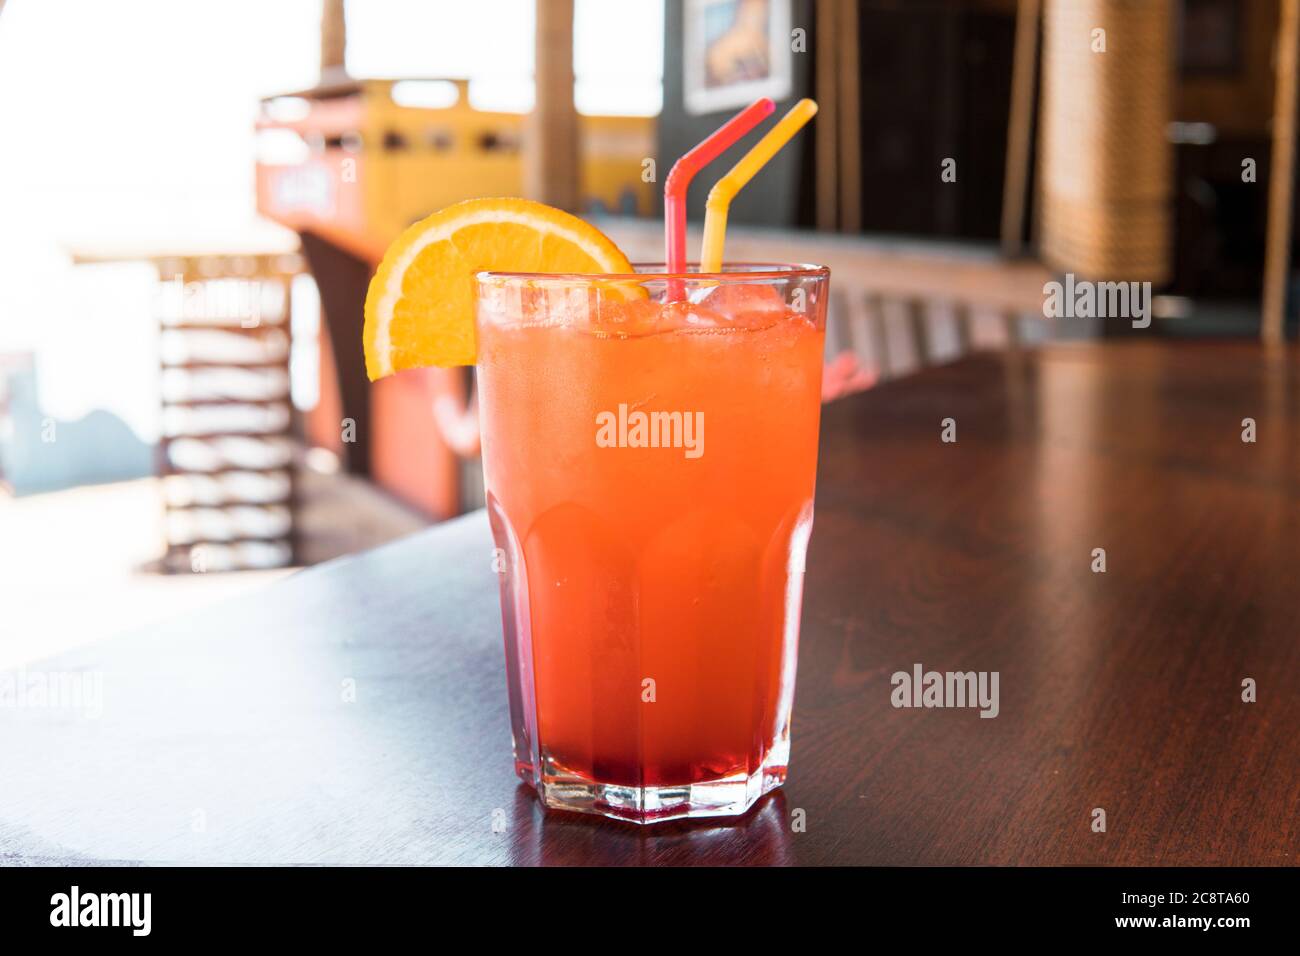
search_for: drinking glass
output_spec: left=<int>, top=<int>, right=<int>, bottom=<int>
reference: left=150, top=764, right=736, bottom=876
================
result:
left=475, top=263, right=828, bottom=823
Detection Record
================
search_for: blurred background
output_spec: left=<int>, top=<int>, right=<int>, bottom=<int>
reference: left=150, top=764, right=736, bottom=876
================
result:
left=1, top=0, right=1297, bottom=664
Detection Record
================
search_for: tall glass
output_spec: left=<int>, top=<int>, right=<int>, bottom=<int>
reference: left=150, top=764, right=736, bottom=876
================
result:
left=475, top=264, right=829, bottom=823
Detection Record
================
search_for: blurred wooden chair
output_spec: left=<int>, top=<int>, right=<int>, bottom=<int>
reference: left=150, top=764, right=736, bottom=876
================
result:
left=603, top=218, right=1053, bottom=398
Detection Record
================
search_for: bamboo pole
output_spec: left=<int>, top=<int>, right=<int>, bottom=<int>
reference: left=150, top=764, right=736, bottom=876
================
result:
left=320, top=0, right=346, bottom=78
left=836, top=0, right=861, bottom=232
left=1001, top=0, right=1041, bottom=257
left=1263, top=0, right=1300, bottom=345
left=815, top=0, right=840, bottom=231
left=524, top=0, right=579, bottom=211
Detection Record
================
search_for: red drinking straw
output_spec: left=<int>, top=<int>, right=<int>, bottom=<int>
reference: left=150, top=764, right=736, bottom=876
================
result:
left=664, top=97, right=775, bottom=296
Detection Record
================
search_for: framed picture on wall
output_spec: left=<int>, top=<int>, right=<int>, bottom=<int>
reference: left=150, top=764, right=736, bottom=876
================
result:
left=683, top=0, right=793, bottom=116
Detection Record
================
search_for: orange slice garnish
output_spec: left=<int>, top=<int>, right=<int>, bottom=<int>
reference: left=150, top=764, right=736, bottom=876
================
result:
left=363, top=197, right=634, bottom=378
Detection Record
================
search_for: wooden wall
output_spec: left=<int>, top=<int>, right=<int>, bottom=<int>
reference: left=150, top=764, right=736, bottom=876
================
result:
left=657, top=0, right=817, bottom=231
left=655, top=0, right=1018, bottom=239
left=1177, top=0, right=1280, bottom=137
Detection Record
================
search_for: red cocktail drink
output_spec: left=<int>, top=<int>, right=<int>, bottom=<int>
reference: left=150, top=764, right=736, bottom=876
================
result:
left=476, top=264, right=828, bottom=822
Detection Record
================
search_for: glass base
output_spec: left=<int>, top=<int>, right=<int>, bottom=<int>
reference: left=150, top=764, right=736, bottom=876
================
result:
left=526, top=744, right=789, bottom=825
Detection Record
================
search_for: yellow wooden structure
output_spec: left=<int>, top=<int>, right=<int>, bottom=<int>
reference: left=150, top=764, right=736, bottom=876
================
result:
left=254, top=76, right=655, bottom=518
left=255, top=77, right=654, bottom=263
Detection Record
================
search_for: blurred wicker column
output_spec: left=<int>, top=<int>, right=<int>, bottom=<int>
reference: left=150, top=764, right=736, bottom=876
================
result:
left=1038, top=0, right=1173, bottom=283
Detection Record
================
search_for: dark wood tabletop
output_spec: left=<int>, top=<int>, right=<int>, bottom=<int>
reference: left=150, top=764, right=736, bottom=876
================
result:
left=3, top=340, right=1297, bottom=866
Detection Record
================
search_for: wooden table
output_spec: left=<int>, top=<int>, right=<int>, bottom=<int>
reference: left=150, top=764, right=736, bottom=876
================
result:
left=3, top=341, right=1297, bottom=866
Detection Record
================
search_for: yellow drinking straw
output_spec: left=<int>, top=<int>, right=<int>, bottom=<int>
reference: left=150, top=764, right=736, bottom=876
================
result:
left=700, top=98, right=818, bottom=273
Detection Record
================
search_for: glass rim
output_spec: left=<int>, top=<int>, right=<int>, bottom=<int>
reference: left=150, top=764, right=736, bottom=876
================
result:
left=476, top=261, right=830, bottom=284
